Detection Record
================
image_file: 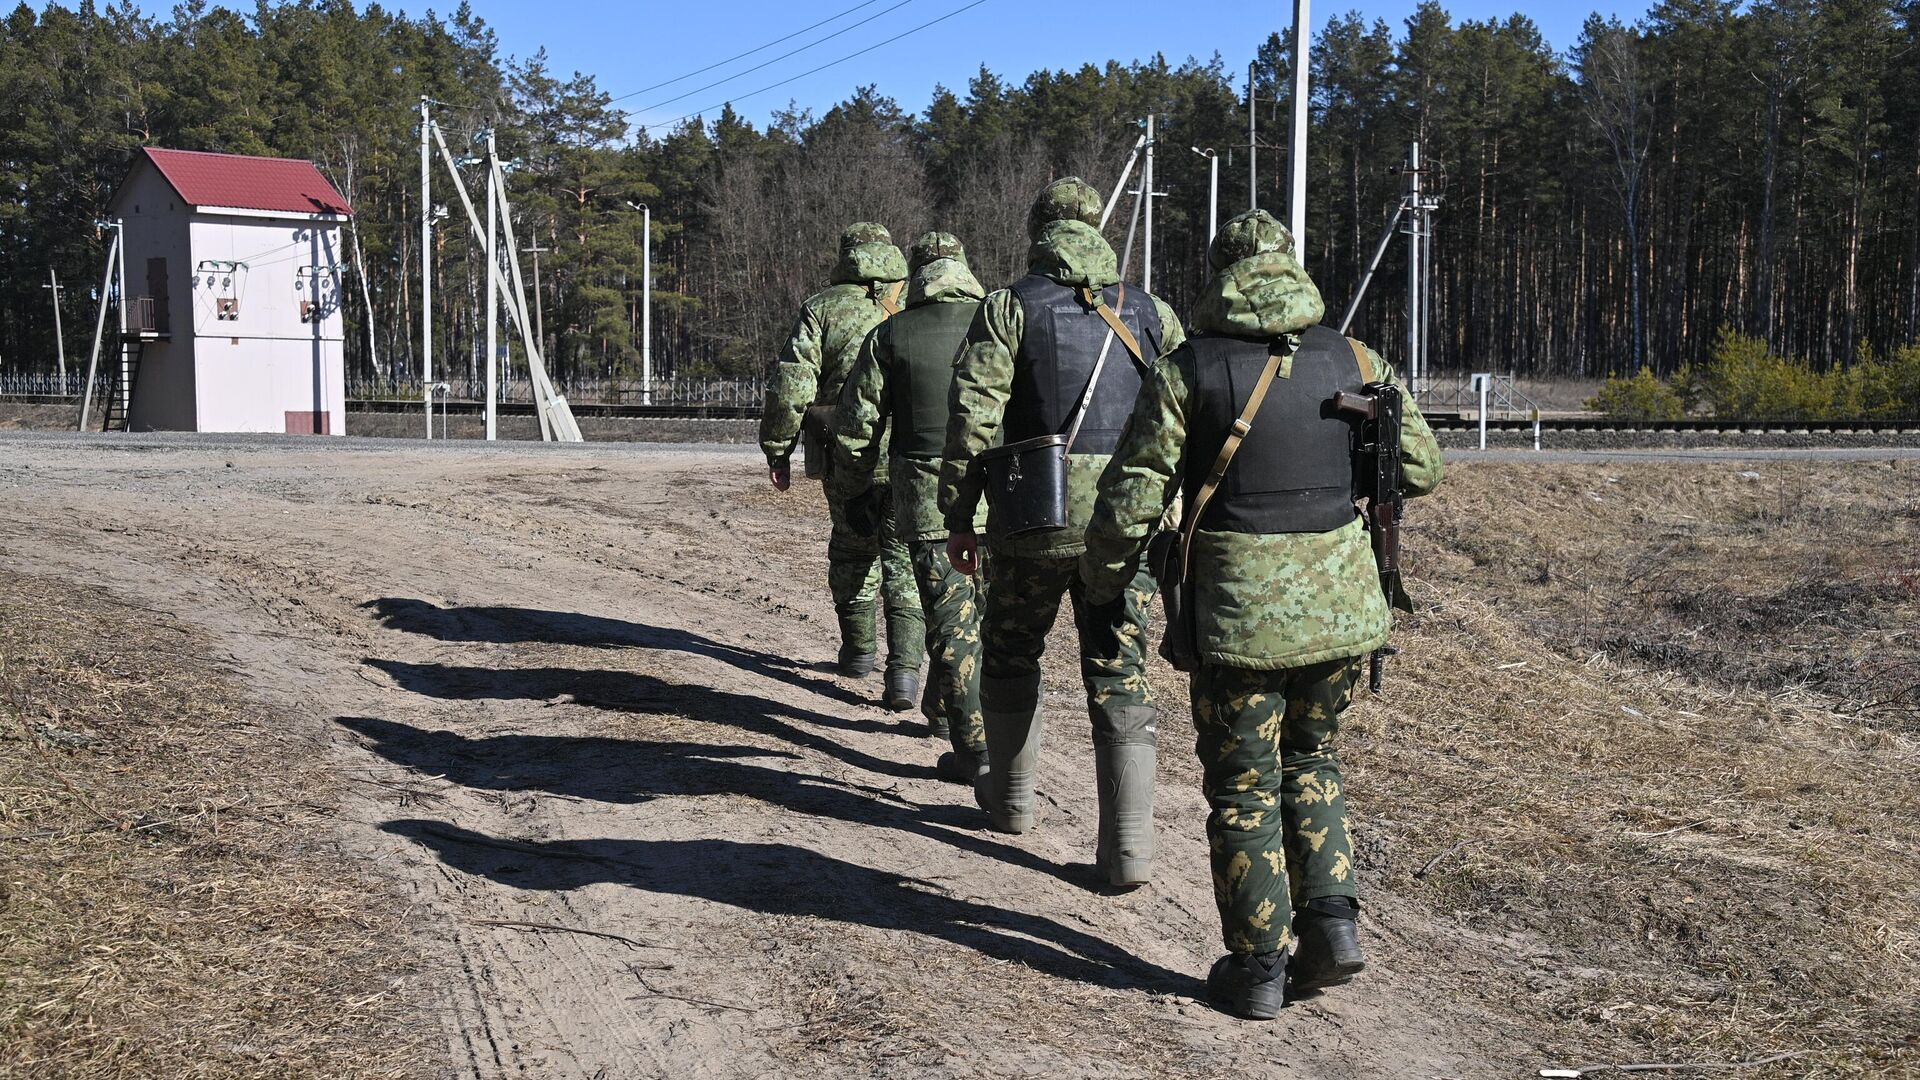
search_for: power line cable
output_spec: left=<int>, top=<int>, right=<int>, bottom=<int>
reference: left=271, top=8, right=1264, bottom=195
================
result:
left=624, top=0, right=919, bottom=117
left=605, top=0, right=897, bottom=104
left=648, top=0, right=994, bottom=130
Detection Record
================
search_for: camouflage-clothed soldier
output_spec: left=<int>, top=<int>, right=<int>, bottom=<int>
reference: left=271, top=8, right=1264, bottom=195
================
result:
left=1080, top=210, right=1443, bottom=1019
left=831, top=233, right=990, bottom=779
left=760, top=223, right=925, bottom=701
left=938, top=178, right=1185, bottom=888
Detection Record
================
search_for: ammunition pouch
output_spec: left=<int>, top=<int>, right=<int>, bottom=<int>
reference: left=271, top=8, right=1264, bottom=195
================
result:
left=801, top=404, right=837, bottom=480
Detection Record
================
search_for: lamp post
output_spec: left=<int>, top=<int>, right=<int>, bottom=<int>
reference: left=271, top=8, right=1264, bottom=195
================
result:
left=1191, top=147, right=1219, bottom=244
left=626, top=201, right=652, bottom=405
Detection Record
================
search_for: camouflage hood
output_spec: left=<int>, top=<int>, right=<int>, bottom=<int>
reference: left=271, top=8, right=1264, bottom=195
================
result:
left=909, top=257, right=985, bottom=306
left=1026, top=219, right=1119, bottom=291
left=831, top=241, right=909, bottom=287
left=1190, top=251, right=1325, bottom=339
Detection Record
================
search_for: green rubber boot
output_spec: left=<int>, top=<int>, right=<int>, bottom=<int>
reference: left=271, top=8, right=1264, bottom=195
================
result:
left=979, top=672, right=1044, bottom=834
left=1094, top=738, right=1158, bottom=888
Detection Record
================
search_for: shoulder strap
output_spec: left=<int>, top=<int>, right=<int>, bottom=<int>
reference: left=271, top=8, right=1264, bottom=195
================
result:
left=1086, top=287, right=1146, bottom=365
left=875, top=280, right=904, bottom=317
left=1345, top=335, right=1376, bottom=383
left=1179, top=339, right=1288, bottom=574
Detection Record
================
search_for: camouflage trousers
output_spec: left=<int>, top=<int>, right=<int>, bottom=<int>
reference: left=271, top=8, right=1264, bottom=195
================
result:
left=907, top=540, right=985, bottom=755
left=979, top=552, right=1155, bottom=742
left=1192, top=657, right=1362, bottom=956
left=827, top=492, right=924, bottom=673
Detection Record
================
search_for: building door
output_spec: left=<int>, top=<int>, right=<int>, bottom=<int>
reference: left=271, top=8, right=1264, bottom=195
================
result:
left=145, top=257, right=170, bottom=335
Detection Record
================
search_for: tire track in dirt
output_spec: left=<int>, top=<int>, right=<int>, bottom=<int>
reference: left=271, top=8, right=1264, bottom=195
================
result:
left=0, top=438, right=1518, bottom=1079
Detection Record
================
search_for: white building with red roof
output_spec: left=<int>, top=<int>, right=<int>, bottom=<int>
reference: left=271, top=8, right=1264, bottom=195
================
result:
left=106, top=147, right=353, bottom=434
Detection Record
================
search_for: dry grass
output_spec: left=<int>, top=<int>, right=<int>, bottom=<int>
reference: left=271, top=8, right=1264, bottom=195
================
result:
left=0, top=570, right=431, bottom=1078
left=1352, top=459, right=1920, bottom=1074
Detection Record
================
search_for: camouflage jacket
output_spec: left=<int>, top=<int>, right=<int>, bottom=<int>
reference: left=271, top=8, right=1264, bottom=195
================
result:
left=758, top=241, right=909, bottom=470
left=1080, top=249, right=1444, bottom=669
left=829, top=256, right=988, bottom=541
left=937, top=219, right=1185, bottom=559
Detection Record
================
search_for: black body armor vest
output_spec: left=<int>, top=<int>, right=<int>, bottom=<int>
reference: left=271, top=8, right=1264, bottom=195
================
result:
left=887, top=300, right=979, bottom=459
left=1183, top=325, right=1367, bottom=534
left=1002, top=275, right=1165, bottom=455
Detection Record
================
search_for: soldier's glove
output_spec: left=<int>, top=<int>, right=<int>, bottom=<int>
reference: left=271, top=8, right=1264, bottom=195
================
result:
left=843, top=486, right=884, bottom=538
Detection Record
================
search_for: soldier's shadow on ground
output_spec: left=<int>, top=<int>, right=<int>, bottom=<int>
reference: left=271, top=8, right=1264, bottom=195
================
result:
left=381, top=817, right=1199, bottom=998
left=362, top=657, right=930, bottom=781
left=361, top=597, right=870, bottom=708
left=337, top=714, right=1080, bottom=887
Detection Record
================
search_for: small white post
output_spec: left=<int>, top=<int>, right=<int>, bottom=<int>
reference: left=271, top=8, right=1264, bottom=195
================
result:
left=484, top=130, right=499, bottom=441
left=641, top=203, right=652, bottom=406
left=1473, top=372, right=1490, bottom=450
left=1532, top=407, right=1541, bottom=451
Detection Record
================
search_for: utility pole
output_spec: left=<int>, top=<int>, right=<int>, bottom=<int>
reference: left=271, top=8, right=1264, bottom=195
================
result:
left=1290, top=0, right=1311, bottom=247
left=1192, top=147, right=1219, bottom=243
left=78, top=222, right=122, bottom=431
left=1407, top=140, right=1422, bottom=396
left=484, top=129, right=499, bottom=441
left=1248, top=61, right=1259, bottom=212
left=419, top=96, right=433, bottom=439
left=43, top=269, right=66, bottom=380
left=1142, top=115, right=1156, bottom=295
left=524, top=233, right=550, bottom=366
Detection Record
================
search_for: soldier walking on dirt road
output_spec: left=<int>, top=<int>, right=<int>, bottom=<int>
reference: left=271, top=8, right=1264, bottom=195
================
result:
left=830, top=232, right=992, bottom=782
left=938, top=179, right=1184, bottom=888
left=760, top=223, right=927, bottom=707
left=1080, top=210, right=1444, bottom=1019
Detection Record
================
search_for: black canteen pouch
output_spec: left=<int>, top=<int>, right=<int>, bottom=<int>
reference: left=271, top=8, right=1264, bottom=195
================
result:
left=801, top=403, right=836, bottom=480
left=977, top=434, right=1069, bottom=537
left=1148, top=529, right=1199, bottom=672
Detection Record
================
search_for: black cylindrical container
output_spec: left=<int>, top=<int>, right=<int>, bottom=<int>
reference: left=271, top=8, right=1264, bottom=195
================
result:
left=978, top=433, right=1069, bottom=536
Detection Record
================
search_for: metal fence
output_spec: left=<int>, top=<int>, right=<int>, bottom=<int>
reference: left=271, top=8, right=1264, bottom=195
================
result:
left=347, top=376, right=766, bottom=407
left=0, top=373, right=108, bottom=398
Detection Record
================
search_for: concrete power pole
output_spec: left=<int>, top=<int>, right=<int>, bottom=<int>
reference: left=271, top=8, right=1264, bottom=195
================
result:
left=1192, top=147, right=1220, bottom=244
left=43, top=269, right=66, bottom=380
left=1290, top=0, right=1311, bottom=247
left=641, top=203, right=652, bottom=406
left=1407, top=141, right=1422, bottom=396
left=1142, top=115, right=1156, bottom=295
left=1248, top=61, right=1258, bottom=212
left=484, top=130, right=500, bottom=441
left=419, top=97, right=433, bottom=439
left=524, top=232, right=550, bottom=366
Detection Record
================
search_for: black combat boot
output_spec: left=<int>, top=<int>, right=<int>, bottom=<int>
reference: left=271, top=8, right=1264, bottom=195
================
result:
left=935, top=747, right=988, bottom=785
left=1290, top=896, right=1365, bottom=994
left=978, top=672, right=1044, bottom=833
left=884, top=667, right=920, bottom=712
left=1093, top=731, right=1158, bottom=888
left=1206, top=950, right=1287, bottom=1020
left=836, top=646, right=876, bottom=678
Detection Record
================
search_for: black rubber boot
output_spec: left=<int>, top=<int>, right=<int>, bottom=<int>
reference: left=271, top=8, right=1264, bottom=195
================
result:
left=926, top=715, right=951, bottom=740
left=979, top=672, right=1044, bottom=833
left=884, top=668, right=920, bottom=712
left=1093, top=737, right=1157, bottom=888
left=935, top=747, right=989, bottom=785
left=1206, top=951, right=1287, bottom=1020
left=836, top=646, right=876, bottom=679
left=1290, top=896, right=1365, bottom=994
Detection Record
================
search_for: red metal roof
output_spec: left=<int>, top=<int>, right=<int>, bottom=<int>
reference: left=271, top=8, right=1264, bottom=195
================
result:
left=137, top=147, right=353, bottom=217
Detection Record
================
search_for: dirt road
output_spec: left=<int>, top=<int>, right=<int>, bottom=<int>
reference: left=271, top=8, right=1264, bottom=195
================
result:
left=0, top=433, right=1542, bottom=1078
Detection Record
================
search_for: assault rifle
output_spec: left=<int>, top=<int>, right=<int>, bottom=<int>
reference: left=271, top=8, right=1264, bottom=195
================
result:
left=1334, top=382, right=1409, bottom=693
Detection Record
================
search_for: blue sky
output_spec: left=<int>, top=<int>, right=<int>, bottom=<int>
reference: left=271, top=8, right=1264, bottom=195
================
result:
left=70, top=0, right=1645, bottom=131
left=495, top=0, right=1646, bottom=134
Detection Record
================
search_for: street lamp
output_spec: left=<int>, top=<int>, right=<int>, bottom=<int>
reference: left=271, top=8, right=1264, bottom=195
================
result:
left=1191, top=147, right=1219, bottom=244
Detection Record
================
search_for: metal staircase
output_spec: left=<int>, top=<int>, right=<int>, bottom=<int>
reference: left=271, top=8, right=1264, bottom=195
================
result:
left=101, top=341, right=144, bottom=432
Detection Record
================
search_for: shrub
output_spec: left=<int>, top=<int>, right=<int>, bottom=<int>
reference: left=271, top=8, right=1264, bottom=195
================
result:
left=1703, top=329, right=1831, bottom=420
left=1586, top=366, right=1686, bottom=420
